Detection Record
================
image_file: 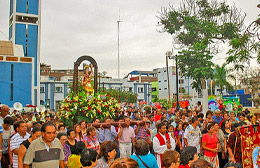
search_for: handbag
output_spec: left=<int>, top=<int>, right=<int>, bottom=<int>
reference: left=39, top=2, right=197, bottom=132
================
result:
left=136, top=155, right=149, bottom=168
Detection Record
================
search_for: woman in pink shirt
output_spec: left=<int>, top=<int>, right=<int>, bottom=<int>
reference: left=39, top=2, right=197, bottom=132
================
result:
left=202, top=122, right=219, bottom=168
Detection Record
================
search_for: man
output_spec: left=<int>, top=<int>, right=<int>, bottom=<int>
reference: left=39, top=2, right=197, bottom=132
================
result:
left=117, top=117, right=135, bottom=158
left=153, top=122, right=176, bottom=168
left=166, top=110, right=174, bottom=123
left=212, top=110, right=223, bottom=125
left=134, top=118, right=150, bottom=140
left=93, top=119, right=100, bottom=140
left=26, top=121, right=32, bottom=134
left=227, top=122, right=247, bottom=167
left=0, top=105, right=8, bottom=124
left=10, top=120, right=30, bottom=168
left=148, top=114, right=156, bottom=130
left=99, top=118, right=117, bottom=143
left=24, top=121, right=65, bottom=168
left=183, top=117, right=202, bottom=154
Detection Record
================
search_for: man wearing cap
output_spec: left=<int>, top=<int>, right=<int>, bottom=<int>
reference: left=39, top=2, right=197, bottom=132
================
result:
left=212, top=110, right=223, bottom=125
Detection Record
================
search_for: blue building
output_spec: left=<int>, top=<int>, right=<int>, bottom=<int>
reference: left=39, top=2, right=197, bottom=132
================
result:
left=0, top=0, right=41, bottom=107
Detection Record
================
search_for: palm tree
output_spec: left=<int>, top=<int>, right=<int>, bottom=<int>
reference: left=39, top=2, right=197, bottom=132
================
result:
left=213, top=63, right=233, bottom=95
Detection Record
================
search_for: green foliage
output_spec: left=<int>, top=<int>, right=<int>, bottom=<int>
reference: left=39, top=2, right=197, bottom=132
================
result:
left=99, top=88, right=138, bottom=104
left=159, top=0, right=245, bottom=91
left=213, top=63, right=233, bottom=95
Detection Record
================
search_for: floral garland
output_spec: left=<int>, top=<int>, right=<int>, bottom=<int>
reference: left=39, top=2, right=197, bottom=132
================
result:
left=57, top=91, right=120, bottom=126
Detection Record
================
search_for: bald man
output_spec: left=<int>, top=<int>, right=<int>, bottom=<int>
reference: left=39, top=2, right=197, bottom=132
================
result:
left=0, top=105, right=9, bottom=124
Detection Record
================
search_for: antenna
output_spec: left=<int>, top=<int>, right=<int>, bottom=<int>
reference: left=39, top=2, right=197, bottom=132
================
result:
left=117, top=9, right=122, bottom=79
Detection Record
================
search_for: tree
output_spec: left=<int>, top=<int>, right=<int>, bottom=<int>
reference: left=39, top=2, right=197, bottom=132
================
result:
left=227, top=4, right=260, bottom=70
left=158, top=0, right=245, bottom=112
left=213, top=63, right=233, bottom=95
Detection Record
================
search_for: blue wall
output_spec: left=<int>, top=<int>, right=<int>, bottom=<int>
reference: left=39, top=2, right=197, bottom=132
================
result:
left=16, top=0, right=27, bottom=13
left=0, top=62, right=32, bottom=107
left=28, top=25, right=38, bottom=86
left=10, top=0, right=13, bottom=16
left=15, top=24, right=26, bottom=54
left=28, top=0, right=39, bottom=15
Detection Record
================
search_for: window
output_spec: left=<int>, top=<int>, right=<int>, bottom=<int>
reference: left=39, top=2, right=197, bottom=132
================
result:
left=159, top=88, right=161, bottom=90
left=179, top=87, right=185, bottom=93
left=164, top=88, right=167, bottom=90
left=55, top=87, right=63, bottom=93
left=152, top=87, right=157, bottom=92
left=40, top=87, right=45, bottom=93
left=10, top=83, right=13, bottom=101
left=11, top=64, right=13, bottom=81
left=138, top=87, right=144, bottom=93
left=129, top=87, right=133, bottom=92
left=179, top=79, right=184, bottom=84
left=164, top=80, right=167, bottom=82
left=159, top=81, right=161, bottom=83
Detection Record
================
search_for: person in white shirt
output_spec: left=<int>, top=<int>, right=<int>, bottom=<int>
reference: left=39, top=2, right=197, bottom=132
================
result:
left=153, top=122, right=175, bottom=168
left=183, top=117, right=202, bottom=154
left=117, top=117, right=135, bottom=158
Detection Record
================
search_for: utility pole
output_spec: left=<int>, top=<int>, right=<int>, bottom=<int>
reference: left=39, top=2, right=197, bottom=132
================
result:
left=117, top=10, right=122, bottom=79
left=166, top=51, right=172, bottom=109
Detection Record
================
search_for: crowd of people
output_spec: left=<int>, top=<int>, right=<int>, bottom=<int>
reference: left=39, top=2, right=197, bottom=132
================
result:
left=0, top=101, right=255, bottom=168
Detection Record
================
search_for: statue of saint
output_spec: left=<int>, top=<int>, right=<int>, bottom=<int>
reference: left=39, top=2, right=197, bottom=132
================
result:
left=81, top=64, right=94, bottom=94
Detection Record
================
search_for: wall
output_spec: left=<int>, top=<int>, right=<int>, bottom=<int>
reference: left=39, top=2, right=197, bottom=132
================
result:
left=0, top=62, right=32, bottom=107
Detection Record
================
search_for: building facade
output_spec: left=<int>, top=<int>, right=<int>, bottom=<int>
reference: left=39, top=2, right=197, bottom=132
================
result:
left=3, top=0, right=41, bottom=106
left=0, top=41, right=35, bottom=107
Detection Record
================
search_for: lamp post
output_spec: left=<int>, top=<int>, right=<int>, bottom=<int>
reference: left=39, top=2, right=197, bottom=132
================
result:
left=167, top=53, right=179, bottom=111
left=166, top=51, right=172, bottom=109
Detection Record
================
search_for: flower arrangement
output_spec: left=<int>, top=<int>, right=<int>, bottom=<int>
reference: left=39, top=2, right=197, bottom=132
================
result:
left=57, top=91, right=120, bottom=126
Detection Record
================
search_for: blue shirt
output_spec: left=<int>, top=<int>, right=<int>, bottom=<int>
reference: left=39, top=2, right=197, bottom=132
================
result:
left=130, top=154, right=159, bottom=168
left=212, top=115, right=223, bottom=125
left=99, top=125, right=117, bottom=143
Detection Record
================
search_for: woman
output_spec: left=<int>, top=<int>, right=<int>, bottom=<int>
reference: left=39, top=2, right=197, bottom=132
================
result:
left=18, top=126, right=41, bottom=168
left=85, top=126, right=100, bottom=152
left=80, top=121, right=87, bottom=136
left=130, top=139, right=158, bottom=168
left=110, top=158, right=139, bottom=168
left=221, top=120, right=232, bottom=137
left=179, top=146, right=199, bottom=168
left=214, top=122, right=227, bottom=168
left=80, top=148, right=98, bottom=168
left=74, top=124, right=84, bottom=142
left=67, top=141, right=86, bottom=168
left=57, top=132, right=71, bottom=165
left=66, top=128, right=77, bottom=154
left=179, top=122, right=189, bottom=150
left=96, top=141, right=117, bottom=168
left=174, top=122, right=183, bottom=152
left=162, top=150, right=180, bottom=168
left=203, top=111, right=213, bottom=129
left=202, top=123, right=219, bottom=168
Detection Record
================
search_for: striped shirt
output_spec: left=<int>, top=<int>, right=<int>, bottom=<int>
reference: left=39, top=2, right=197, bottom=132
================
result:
left=24, top=137, right=64, bottom=168
left=10, top=132, right=30, bottom=168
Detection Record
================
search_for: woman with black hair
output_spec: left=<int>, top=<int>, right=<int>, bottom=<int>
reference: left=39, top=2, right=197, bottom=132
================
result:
left=80, top=148, right=98, bottom=168
left=18, top=126, right=41, bottom=168
left=66, top=128, right=76, bottom=154
left=179, top=146, right=199, bottom=168
left=67, top=141, right=86, bottom=168
left=202, top=123, right=219, bottom=168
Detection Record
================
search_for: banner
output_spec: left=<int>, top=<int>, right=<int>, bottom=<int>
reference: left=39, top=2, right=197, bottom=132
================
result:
left=241, top=125, right=260, bottom=168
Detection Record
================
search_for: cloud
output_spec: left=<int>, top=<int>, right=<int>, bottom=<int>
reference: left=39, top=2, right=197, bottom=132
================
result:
left=0, top=0, right=259, bottom=78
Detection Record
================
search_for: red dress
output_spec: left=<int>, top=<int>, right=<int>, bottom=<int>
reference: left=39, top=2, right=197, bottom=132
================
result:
left=202, top=133, right=218, bottom=157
